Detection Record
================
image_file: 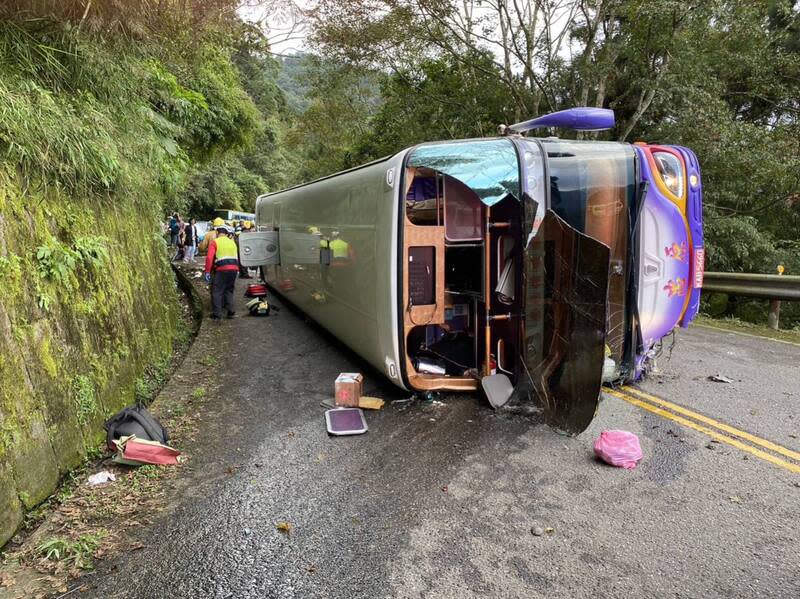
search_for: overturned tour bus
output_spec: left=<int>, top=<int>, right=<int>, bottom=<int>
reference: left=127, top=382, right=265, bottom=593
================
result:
left=241, top=108, right=704, bottom=433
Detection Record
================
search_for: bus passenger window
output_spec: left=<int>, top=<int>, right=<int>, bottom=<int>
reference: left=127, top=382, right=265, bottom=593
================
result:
left=406, top=175, right=443, bottom=226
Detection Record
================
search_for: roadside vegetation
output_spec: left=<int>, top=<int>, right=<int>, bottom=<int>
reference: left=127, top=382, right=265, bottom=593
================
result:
left=0, top=0, right=290, bottom=549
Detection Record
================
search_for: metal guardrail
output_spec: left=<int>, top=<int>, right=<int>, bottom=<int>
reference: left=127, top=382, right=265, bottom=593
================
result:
left=702, top=272, right=800, bottom=301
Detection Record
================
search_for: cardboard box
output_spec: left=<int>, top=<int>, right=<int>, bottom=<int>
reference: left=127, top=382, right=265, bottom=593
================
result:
left=335, top=372, right=364, bottom=407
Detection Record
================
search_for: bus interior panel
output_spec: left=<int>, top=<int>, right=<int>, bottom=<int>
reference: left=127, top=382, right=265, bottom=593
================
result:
left=403, top=167, right=521, bottom=390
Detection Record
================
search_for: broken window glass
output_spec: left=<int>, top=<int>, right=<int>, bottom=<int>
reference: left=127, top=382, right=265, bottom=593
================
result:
left=407, top=139, right=520, bottom=206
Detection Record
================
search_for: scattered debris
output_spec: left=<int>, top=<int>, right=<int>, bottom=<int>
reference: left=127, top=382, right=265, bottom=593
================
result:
left=728, top=495, right=742, bottom=504
left=705, top=443, right=717, bottom=450
left=335, top=372, right=364, bottom=407
left=0, top=572, right=15, bottom=588
left=481, top=373, right=514, bottom=408
left=441, top=485, right=448, bottom=493
left=104, top=404, right=170, bottom=448
left=325, top=408, right=368, bottom=436
left=593, top=430, right=643, bottom=469
left=707, top=374, right=734, bottom=383
left=244, top=283, right=268, bottom=298
left=246, top=297, right=271, bottom=317
left=112, top=436, right=181, bottom=466
left=86, top=471, right=116, bottom=486
left=531, top=526, right=555, bottom=537
left=358, top=396, right=385, bottom=410
left=391, top=397, right=414, bottom=411
left=276, top=522, right=292, bottom=535
left=789, top=433, right=797, bottom=439
left=306, top=564, right=318, bottom=575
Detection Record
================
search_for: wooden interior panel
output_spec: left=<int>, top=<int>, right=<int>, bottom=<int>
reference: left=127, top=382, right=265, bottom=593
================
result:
left=403, top=221, right=445, bottom=326
left=402, top=167, right=476, bottom=391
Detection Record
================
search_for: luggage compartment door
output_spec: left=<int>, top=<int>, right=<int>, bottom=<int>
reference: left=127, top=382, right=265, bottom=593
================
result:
left=239, top=231, right=280, bottom=267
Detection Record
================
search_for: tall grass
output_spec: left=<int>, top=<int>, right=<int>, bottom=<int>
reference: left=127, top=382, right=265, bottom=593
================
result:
left=0, top=16, right=259, bottom=206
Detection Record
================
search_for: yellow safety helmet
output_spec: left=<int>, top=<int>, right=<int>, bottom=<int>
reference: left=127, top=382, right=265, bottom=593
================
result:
left=212, top=217, right=225, bottom=227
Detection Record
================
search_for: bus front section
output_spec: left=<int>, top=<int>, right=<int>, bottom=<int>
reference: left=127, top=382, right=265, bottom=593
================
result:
left=399, top=127, right=703, bottom=434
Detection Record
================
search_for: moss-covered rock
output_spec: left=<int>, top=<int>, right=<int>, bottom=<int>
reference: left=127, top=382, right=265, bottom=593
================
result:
left=0, top=177, right=183, bottom=546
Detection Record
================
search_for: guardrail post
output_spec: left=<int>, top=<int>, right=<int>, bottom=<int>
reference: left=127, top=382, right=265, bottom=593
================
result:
left=768, top=265, right=784, bottom=330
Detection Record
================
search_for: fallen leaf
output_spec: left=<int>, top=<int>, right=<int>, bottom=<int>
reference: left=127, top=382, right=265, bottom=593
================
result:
left=728, top=495, right=742, bottom=504
left=545, top=527, right=555, bottom=534
left=276, top=521, right=292, bottom=535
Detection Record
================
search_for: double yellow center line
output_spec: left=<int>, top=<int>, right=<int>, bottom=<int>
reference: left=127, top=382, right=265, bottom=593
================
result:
left=606, top=386, right=800, bottom=474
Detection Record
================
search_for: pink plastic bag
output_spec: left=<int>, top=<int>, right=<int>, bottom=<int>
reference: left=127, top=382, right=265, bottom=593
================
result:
left=594, top=430, right=642, bottom=469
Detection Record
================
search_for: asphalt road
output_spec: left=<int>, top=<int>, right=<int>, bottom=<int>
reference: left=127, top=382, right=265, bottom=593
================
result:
left=87, top=276, right=800, bottom=599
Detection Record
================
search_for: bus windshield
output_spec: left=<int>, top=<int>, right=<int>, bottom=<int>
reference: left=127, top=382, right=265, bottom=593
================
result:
left=519, top=139, right=637, bottom=378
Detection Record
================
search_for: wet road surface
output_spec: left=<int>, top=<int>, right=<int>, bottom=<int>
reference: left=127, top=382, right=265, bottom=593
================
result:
left=87, top=277, right=800, bottom=598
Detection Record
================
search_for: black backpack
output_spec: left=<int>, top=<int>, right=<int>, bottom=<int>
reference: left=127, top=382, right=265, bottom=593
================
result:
left=104, top=404, right=169, bottom=449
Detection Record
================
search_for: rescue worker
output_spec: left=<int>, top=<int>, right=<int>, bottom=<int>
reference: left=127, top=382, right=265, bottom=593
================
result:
left=329, top=231, right=351, bottom=266
left=199, top=217, right=225, bottom=254
left=204, top=224, right=239, bottom=320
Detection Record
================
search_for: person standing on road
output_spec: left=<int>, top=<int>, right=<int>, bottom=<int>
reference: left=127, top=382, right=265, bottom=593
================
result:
left=204, top=224, right=239, bottom=320
left=199, top=217, right=224, bottom=254
left=168, top=212, right=180, bottom=246
left=184, top=218, right=198, bottom=262
left=172, top=216, right=186, bottom=262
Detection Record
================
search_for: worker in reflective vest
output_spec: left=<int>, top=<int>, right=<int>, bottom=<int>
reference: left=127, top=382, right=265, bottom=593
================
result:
left=204, top=224, right=239, bottom=320
left=329, top=231, right=351, bottom=267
